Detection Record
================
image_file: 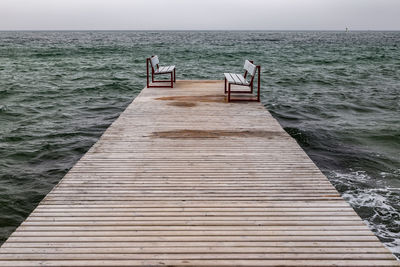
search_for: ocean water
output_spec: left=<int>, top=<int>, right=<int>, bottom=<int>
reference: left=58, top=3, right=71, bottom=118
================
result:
left=0, top=31, right=399, bottom=257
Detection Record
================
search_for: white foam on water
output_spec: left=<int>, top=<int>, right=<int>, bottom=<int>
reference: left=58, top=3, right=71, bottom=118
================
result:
left=329, top=170, right=400, bottom=259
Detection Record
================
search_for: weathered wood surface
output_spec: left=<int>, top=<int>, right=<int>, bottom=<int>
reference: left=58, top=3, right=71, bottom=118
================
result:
left=224, top=73, right=249, bottom=85
left=0, top=80, right=398, bottom=266
left=244, top=60, right=256, bottom=76
left=155, top=65, right=175, bottom=74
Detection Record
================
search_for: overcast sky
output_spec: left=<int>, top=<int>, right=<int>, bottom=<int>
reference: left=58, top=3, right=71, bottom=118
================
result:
left=0, top=0, right=399, bottom=31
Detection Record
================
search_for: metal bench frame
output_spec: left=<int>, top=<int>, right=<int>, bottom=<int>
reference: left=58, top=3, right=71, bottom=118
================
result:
left=146, top=55, right=176, bottom=88
left=224, top=60, right=261, bottom=102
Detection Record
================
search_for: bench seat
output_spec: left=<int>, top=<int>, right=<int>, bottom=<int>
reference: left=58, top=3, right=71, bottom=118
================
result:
left=155, top=65, right=175, bottom=74
left=224, top=73, right=249, bottom=86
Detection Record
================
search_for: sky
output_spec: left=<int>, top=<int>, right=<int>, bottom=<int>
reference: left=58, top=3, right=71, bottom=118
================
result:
left=0, top=0, right=399, bottom=31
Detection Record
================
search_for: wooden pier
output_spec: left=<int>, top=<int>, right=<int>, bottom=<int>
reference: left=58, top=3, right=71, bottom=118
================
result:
left=0, top=80, right=398, bottom=266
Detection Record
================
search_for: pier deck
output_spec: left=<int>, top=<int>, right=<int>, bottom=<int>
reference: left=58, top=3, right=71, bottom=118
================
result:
left=0, top=80, right=398, bottom=266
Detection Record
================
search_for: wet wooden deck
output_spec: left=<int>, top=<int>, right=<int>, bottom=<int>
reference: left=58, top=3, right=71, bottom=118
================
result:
left=0, top=80, right=398, bottom=266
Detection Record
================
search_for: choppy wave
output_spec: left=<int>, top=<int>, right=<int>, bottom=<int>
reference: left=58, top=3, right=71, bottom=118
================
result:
left=331, top=171, right=400, bottom=255
left=0, top=31, right=399, bottom=258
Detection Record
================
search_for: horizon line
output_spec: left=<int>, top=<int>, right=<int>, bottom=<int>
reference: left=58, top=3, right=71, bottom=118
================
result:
left=1, top=29, right=399, bottom=32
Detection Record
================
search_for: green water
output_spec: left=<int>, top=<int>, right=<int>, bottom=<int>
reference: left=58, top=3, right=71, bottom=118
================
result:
left=0, top=31, right=399, bottom=257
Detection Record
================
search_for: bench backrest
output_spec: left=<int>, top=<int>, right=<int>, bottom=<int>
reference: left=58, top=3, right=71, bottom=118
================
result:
left=243, top=60, right=257, bottom=77
left=150, top=55, right=159, bottom=70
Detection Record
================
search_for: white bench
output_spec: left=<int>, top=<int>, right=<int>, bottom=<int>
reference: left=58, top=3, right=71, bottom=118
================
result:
left=146, top=55, right=176, bottom=88
left=224, top=60, right=261, bottom=102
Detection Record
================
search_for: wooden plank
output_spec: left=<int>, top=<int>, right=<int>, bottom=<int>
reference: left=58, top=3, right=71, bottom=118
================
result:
left=0, top=247, right=393, bottom=254
left=0, top=253, right=394, bottom=260
left=224, top=73, right=235, bottom=83
left=224, top=73, right=248, bottom=85
left=236, top=74, right=248, bottom=85
left=0, top=80, right=397, bottom=266
left=155, top=65, right=175, bottom=74
left=154, top=66, right=167, bottom=73
left=244, top=60, right=257, bottom=76
left=16, top=225, right=369, bottom=231
left=231, top=73, right=243, bottom=84
left=1, top=241, right=388, bottom=248
left=150, top=55, right=159, bottom=69
left=0, top=259, right=398, bottom=266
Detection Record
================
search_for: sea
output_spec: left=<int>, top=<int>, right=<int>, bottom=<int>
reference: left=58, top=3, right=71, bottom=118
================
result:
left=0, top=31, right=399, bottom=257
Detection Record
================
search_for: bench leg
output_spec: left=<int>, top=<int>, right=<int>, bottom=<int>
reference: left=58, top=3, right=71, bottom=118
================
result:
left=170, top=72, right=173, bottom=88
left=257, top=66, right=261, bottom=102
left=148, top=73, right=175, bottom=88
left=228, top=83, right=231, bottom=102
left=174, top=68, right=176, bottom=82
left=224, top=78, right=227, bottom=93
left=146, top=58, right=149, bottom=88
